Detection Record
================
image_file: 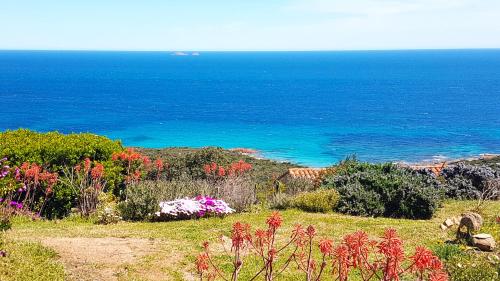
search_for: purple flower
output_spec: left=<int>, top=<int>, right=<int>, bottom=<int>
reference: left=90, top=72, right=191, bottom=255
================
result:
left=0, top=170, right=8, bottom=178
left=8, top=201, right=23, bottom=209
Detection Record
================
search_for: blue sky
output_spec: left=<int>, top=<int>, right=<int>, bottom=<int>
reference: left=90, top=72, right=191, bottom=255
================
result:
left=1, top=0, right=499, bottom=51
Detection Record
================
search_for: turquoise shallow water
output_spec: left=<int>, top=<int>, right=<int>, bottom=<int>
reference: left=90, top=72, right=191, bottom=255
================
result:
left=1, top=50, right=499, bottom=167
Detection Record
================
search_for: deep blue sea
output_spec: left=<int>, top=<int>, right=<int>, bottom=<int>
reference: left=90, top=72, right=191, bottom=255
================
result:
left=1, top=50, right=499, bottom=166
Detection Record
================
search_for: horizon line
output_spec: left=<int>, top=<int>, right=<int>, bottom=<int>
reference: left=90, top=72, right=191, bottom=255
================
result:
left=1, top=47, right=500, bottom=53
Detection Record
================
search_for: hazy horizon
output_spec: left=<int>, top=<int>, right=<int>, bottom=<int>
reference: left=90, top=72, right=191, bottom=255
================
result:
left=2, top=0, right=500, bottom=51
left=2, top=48, right=500, bottom=52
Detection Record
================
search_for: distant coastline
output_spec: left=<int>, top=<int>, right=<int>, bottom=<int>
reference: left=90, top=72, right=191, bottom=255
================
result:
left=146, top=145, right=500, bottom=168
left=233, top=148, right=500, bottom=168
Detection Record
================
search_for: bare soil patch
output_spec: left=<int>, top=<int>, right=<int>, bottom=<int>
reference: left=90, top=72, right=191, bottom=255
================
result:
left=39, top=237, right=157, bottom=281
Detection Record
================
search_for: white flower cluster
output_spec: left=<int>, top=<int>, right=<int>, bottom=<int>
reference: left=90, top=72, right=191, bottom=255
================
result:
left=155, top=196, right=234, bottom=221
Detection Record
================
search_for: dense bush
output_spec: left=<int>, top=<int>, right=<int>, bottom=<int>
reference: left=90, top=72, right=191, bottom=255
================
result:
left=441, top=163, right=500, bottom=200
left=321, top=159, right=443, bottom=219
left=290, top=189, right=339, bottom=213
left=117, top=181, right=163, bottom=221
left=42, top=184, right=75, bottom=219
left=331, top=181, right=386, bottom=217
left=0, top=129, right=122, bottom=169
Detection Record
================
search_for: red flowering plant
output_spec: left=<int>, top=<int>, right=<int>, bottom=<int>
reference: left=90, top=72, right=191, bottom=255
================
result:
left=60, top=158, right=106, bottom=216
left=203, top=160, right=252, bottom=182
left=154, top=158, right=166, bottom=181
left=195, top=212, right=448, bottom=281
left=112, top=148, right=151, bottom=184
left=111, top=148, right=169, bottom=184
left=0, top=160, right=58, bottom=216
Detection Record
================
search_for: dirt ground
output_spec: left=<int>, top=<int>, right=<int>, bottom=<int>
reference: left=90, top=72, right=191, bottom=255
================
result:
left=39, top=237, right=159, bottom=281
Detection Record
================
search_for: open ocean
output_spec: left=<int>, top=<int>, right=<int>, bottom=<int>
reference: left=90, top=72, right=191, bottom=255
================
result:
left=1, top=50, right=499, bottom=167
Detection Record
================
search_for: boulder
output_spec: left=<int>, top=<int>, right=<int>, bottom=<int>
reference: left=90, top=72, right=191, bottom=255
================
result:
left=443, top=218, right=454, bottom=227
left=472, top=233, right=496, bottom=252
left=457, top=212, right=483, bottom=239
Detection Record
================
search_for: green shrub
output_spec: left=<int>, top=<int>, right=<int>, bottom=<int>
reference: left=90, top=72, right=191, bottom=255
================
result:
left=333, top=182, right=385, bottom=217
left=42, top=183, right=75, bottom=219
left=0, top=129, right=122, bottom=169
left=290, top=189, right=340, bottom=213
left=321, top=159, right=443, bottom=219
left=117, top=181, right=161, bottom=221
left=440, top=163, right=500, bottom=200
left=446, top=253, right=499, bottom=281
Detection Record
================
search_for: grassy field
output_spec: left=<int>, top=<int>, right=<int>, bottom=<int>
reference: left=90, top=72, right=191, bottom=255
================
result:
left=1, top=200, right=499, bottom=281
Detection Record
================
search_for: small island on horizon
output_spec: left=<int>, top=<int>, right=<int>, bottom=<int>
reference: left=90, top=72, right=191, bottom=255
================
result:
left=171, top=51, right=200, bottom=56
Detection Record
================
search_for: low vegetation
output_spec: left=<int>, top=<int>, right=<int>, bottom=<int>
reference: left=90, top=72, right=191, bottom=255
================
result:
left=0, top=129, right=499, bottom=280
left=290, top=189, right=340, bottom=213
left=320, top=158, right=444, bottom=219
